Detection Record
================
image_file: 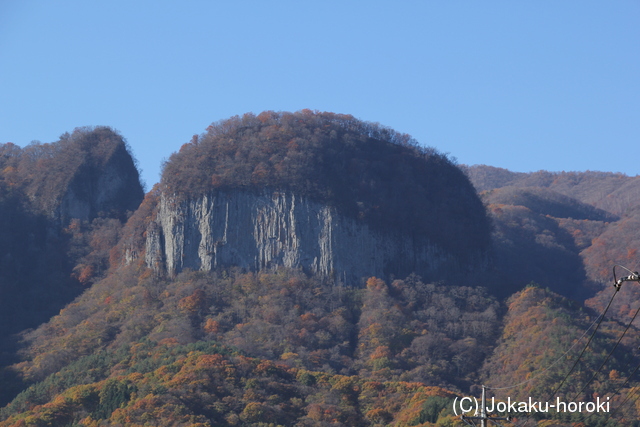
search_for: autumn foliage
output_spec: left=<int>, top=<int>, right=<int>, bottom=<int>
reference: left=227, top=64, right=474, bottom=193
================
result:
left=0, top=127, right=143, bottom=378
left=161, top=110, right=491, bottom=258
left=3, top=122, right=640, bottom=426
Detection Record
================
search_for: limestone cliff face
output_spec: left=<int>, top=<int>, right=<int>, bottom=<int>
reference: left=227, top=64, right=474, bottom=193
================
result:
left=145, top=190, right=487, bottom=284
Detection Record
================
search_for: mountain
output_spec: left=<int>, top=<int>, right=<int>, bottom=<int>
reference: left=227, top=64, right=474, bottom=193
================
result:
left=0, top=126, right=143, bottom=373
left=13, top=127, right=143, bottom=223
left=0, top=112, right=502, bottom=425
left=141, top=111, right=492, bottom=285
left=2, top=115, right=640, bottom=426
left=477, top=186, right=611, bottom=299
left=462, top=165, right=640, bottom=301
left=481, top=186, right=617, bottom=222
left=464, top=165, right=640, bottom=216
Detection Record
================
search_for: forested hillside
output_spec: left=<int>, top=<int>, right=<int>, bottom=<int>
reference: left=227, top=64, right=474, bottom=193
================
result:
left=2, top=270, right=637, bottom=426
left=1, top=114, right=640, bottom=426
left=465, top=165, right=640, bottom=299
left=482, top=285, right=639, bottom=425
left=0, top=269, right=498, bottom=426
left=464, top=165, right=640, bottom=216
left=0, top=127, right=143, bottom=379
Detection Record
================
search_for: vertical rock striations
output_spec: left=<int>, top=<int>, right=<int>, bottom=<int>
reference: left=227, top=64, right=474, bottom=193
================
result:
left=146, top=190, right=484, bottom=285
left=141, top=111, right=493, bottom=284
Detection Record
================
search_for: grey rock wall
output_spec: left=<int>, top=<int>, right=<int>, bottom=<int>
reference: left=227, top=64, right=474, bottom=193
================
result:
left=145, top=190, right=483, bottom=284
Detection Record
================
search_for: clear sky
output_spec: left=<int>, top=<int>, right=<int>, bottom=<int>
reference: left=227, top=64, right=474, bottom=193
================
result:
left=1, top=1, right=638, bottom=190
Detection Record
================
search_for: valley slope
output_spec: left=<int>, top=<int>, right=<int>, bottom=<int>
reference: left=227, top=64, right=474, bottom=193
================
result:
left=1, top=115, right=640, bottom=426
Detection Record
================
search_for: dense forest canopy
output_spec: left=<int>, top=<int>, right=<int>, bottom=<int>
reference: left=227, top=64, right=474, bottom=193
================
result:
left=0, top=268, right=499, bottom=425
left=162, top=110, right=491, bottom=258
left=2, top=268, right=634, bottom=426
left=3, top=119, right=640, bottom=425
left=0, top=126, right=143, bottom=219
left=0, top=126, right=144, bottom=382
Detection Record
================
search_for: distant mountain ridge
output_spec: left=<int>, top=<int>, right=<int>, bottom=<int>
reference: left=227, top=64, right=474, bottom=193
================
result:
left=481, top=186, right=617, bottom=222
left=464, top=164, right=640, bottom=301
left=463, top=164, right=640, bottom=216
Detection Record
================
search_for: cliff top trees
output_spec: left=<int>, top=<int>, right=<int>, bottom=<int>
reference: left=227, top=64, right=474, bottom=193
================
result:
left=161, top=110, right=491, bottom=258
left=0, top=126, right=144, bottom=220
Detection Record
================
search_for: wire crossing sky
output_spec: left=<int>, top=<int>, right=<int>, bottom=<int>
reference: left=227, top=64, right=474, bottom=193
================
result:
left=1, top=1, right=638, bottom=189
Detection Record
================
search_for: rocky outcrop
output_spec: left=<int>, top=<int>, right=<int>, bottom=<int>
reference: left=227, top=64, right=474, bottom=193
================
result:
left=143, top=111, right=494, bottom=284
left=145, top=190, right=488, bottom=284
left=15, top=126, right=144, bottom=225
left=0, top=127, right=145, bottom=354
left=56, top=140, right=144, bottom=224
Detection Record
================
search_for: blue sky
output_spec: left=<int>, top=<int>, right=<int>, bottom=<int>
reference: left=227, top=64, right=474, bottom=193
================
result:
left=1, top=1, right=638, bottom=189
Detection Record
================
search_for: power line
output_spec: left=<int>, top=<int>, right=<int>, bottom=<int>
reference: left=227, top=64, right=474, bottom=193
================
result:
left=486, top=265, right=640, bottom=427
left=609, top=385, right=640, bottom=420
left=544, top=277, right=621, bottom=402
left=580, top=353, right=640, bottom=424
left=486, top=310, right=605, bottom=392
left=570, top=301, right=640, bottom=401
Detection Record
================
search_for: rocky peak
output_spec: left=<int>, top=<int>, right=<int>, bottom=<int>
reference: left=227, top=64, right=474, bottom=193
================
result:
left=24, top=126, right=145, bottom=224
left=138, top=111, right=492, bottom=284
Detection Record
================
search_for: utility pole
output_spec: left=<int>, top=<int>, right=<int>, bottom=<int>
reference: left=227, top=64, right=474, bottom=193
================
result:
left=462, top=386, right=511, bottom=426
